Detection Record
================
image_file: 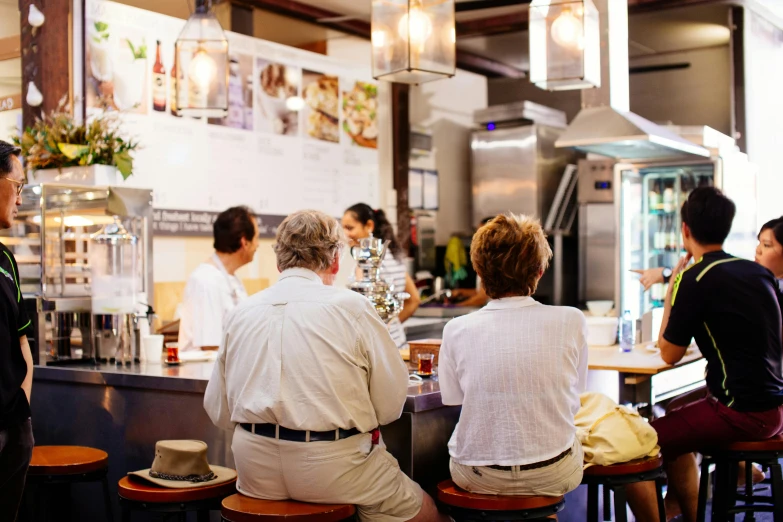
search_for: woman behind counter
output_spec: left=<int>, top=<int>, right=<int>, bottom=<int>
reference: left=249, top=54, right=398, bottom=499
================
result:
left=342, top=203, right=421, bottom=348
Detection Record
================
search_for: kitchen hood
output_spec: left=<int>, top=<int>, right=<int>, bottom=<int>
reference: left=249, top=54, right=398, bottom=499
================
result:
left=555, top=106, right=711, bottom=161
left=551, top=0, right=710, bottom=162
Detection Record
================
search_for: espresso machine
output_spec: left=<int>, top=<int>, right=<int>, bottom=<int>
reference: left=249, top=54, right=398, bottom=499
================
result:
left=349, top=238, right=410, bottom=323
left=1, top=183, right=154, bottom=365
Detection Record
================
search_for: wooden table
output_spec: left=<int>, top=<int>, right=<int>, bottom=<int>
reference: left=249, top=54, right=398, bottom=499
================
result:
left=587, top=343, right=706, bottom=412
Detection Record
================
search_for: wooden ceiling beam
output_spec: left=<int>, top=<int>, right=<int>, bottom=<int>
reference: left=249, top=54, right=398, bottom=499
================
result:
left=233, top=0, right=526, bottom=78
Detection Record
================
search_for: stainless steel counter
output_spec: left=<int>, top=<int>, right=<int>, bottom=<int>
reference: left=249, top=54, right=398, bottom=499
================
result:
left=30, top=362, right=458, bottom=521
left=34, top=362, right=448, bottom=413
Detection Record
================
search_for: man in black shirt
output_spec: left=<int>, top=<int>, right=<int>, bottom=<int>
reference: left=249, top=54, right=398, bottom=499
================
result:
left=0, top=141, right=34, bottom=521
left=627, top=187, right=783, bottom=522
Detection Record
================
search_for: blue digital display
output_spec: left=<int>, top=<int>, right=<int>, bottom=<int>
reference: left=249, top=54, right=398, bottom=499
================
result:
left=486, top=122, right=496, bottom=131
left=594, top=181, right=612, bottom=190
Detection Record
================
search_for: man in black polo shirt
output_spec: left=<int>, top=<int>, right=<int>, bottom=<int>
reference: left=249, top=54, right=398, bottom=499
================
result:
left=0, top=140, right=34, bottom=521
left=627, top=187, right=783, bottom=522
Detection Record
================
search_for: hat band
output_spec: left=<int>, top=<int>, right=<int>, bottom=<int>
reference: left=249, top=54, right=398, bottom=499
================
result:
left=149, top=469, right=217, bottom=483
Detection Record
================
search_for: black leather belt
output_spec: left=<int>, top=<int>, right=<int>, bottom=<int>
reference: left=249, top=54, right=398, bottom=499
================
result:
left=487, top=447, right=572, bottom=472
left=240, top=423, right=362, bottom=442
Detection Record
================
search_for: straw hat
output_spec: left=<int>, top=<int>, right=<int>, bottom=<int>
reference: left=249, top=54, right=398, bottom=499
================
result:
left=128, top=440, right=236, bottom=489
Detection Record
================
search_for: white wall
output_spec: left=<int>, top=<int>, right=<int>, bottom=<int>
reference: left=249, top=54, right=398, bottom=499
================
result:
left=744, top=9, right=783, bottom=225
left=411, top=70, right=488, bottom=244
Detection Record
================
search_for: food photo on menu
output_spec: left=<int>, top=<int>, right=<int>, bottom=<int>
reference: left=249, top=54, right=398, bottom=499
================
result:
left=342, top=81, right=378, bottom=149
left=208, top=53, right=254, bottom=130
left=302, top=70, right=340, bottom=143
left=255, top=59, right=301, bottom=136
left=85, top=19, right=149, bottom=114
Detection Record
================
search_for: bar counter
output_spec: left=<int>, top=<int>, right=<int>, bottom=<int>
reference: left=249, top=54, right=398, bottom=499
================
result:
left=30, top=361, right=459, bottom=521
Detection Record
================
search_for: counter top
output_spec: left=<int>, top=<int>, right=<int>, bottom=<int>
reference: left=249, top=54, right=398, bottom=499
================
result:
left=33, top=362, right=448, bottom=413
left=587, top=342, right=703, bottom=374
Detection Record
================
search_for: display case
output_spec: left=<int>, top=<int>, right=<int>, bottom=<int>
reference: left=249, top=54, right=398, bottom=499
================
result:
left=617, top=162, right=717, bottom=318
left=0, top=184, right=154, bottom=364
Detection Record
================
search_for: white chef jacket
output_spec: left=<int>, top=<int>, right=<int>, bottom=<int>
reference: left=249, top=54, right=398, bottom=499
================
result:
left=203, top=268, right=408, bottom=433
left=438, top=296, right=588, bottom=466
left=178, top=254, right=248, bottom=352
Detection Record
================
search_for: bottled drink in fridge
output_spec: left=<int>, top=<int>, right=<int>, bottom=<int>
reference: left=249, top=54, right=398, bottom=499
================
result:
left=620, top=310, right=634, bottom=353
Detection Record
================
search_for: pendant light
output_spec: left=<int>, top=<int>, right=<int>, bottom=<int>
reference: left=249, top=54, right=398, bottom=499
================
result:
left=371, top=0, right=456, bottom=85
left=529, top=0, right=600, bottom=91
left=175, top=0, right=229, bottom=117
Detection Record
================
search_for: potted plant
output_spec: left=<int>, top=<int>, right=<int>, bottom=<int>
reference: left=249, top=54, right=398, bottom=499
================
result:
left=13, top=96, right=140, bottom=185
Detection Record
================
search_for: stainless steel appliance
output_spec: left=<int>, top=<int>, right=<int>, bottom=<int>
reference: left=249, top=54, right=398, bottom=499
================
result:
left=577, top=128, right=757, bottom=318
left=471, top=101, right=579, bottom=305
left=0, top=183, right=154, bottom=365
left=349, top=238, right=410, bottom=323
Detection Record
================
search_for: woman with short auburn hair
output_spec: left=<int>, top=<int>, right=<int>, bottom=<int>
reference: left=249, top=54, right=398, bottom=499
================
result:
left=438, top=213, right=589, bottom=497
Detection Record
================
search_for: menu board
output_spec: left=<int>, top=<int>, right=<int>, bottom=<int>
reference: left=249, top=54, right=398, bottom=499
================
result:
left=83, top=0, right=380, bottom=226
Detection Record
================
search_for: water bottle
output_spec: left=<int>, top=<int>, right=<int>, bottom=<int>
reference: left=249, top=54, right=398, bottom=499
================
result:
left=620, top=310, right=634, bottom=353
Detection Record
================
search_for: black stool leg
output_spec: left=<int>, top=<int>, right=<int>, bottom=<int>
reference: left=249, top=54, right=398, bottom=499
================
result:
left=587, top=483, right=600, bottom=522
left=745, top=460, right=756, bottom=522
left=697, top=457, right=711, bottom=522
left=655, top=477, right=667, bottom=522
left=197, top=510, right=210, bottom=522
left=102, top=476, right=115, bottom=522
left=603, top=484, right=612, bottom=521
left=769, top=460, right=783, bottom=522
left=613, top=485, right=629, bottom=522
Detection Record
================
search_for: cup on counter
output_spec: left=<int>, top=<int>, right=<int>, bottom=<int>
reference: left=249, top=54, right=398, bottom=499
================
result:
left=142, top=335, right=164, bottom=365
left=417, top=353, right=435, bottom=376
left=165, top=342, right=180, bottom=363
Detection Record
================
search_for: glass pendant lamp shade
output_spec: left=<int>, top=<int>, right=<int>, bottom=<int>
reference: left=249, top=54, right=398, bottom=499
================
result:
left=371, top=0, right=456, bottom=85
left=529, top=0, right=600, bottom=91
left=175, top=0, right=229, bottom=117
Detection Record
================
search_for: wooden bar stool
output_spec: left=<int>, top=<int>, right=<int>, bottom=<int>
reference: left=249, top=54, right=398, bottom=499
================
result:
left=118, top=475, right=237, bottom=522
left=582, top=454, right=666, bottom=522
left=25, top=445, right=113, bottom=522
left=221, top=494, right=356, bottom=521
left=436, top=480, right=564, bottom=521
left=697, top=435, right=783, bottom=522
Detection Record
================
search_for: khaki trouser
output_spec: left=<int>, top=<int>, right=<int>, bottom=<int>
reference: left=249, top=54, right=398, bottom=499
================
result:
left=450, top=438, right=584, bottom=497
left=232, top=425, right=423, bottom=522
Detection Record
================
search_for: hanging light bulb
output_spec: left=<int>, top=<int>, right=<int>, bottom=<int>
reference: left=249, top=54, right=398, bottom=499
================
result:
left=174, top=0, right=229, bottom=117
left=188, top=48, right=217, bottom=91
left=529, top=0, right=600, bottom=91
left=550, top=8, right=584, bottom=49
left=397, top=2, right=433, bottom=52
left=371, top=0, right=455, bottom=84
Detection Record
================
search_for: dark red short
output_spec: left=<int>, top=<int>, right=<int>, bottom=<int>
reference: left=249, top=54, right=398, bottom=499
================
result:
left=651, top=394, right=783, bottom=459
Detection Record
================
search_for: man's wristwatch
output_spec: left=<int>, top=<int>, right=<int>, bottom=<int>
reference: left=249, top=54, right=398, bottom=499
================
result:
left=662, top=267, right=673, bottom=284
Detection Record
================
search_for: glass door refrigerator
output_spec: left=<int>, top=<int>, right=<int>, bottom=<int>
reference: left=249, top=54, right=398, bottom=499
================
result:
left=616, top=159, right=757, bottom=319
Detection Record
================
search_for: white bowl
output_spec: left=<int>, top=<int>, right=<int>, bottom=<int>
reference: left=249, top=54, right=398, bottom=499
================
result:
left=585, top=316, right=619, bottom=346
left=586, top=300, right=614, bottom=317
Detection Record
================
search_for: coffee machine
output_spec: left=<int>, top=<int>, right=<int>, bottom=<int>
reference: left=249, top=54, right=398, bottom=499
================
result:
left=349, top=238, right=409, bottom=323
left=2, top=184, right=154, bottom=365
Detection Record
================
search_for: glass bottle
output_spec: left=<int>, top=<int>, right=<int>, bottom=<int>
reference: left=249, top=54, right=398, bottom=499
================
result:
left=152, top=40, right=166, bottom=112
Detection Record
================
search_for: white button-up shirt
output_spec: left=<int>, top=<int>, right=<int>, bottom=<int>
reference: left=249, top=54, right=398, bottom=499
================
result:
left=438, top=296, right=588, bottom=467
left=178, top=255, right=248, bottom=352
left=204, top=268, right=409, bottom=433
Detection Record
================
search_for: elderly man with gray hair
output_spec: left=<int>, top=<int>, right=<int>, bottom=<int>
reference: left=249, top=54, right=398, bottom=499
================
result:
left=205, top=210, right=449, bottom=522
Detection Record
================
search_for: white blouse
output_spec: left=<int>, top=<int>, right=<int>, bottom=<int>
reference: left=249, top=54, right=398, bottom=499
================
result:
left=438, top=296, right=588, bottom=466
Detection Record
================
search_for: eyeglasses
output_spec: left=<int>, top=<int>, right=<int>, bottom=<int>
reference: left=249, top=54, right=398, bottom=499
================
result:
left=4, top=177, right=25, bottom=197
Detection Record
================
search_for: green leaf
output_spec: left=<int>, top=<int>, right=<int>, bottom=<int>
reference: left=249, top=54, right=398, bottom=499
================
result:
left=114, top=150, right=133, bottom=179
left=126, top=40, right=147, bottom=61
left=57, top=143, right=89, bottom=159
left=94, top=21, right=109, bottom=33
